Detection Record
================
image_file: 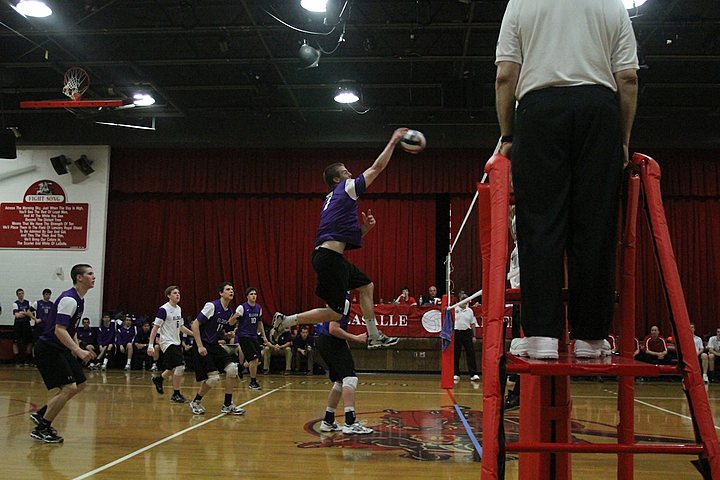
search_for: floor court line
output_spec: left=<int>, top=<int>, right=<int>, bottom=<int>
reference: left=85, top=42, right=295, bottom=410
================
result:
left=71, top=383, right=292, bottom=480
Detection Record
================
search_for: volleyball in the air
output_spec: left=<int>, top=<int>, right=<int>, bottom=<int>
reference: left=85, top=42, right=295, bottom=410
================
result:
left=400, top=129, right=427, bottom=154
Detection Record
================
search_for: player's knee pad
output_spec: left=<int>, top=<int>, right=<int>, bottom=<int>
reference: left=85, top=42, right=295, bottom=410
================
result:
left=224, top=362, right=238, bottom=377
left=206, top=374, right=221, bottom=388
left=342, top=376, right=358, bottom=392
left=332, top=382, right=343, bottom=394
left=173, top=365, right=185, bottom=376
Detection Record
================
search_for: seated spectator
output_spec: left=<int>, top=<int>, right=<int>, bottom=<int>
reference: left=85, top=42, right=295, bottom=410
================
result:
left=691, top=323, right=710, bottom=384
left=75, top=317, right=97, bottom=367
left=394, top=287, right=417, bottom=306
left=134, top=320, right=156, bottom=371
left=293, top=325, right=315, bottom=375
left=262, top=329, right=292, bottom=374
left=707, top=328, right=720, bottom=382
left=96, top=313, right=117, bottom=370
left=116, top=315, right=137, bottom=371
left=636, top=325, right=673, bottom=365
left=181, top=320, right=195, bottom=371
left=418, top=285, right=441, bottom=306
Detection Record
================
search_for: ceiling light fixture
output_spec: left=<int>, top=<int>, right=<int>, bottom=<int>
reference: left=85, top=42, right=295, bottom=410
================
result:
left=14, top=0, right=52, bottom=17
left=623, top=0, right=648, bottom=9
left=298, top=41, right=321, bottom=69
left=132, top=93, right=156, bottom=106
left=334, top=81, right=359, bottom=104
left=300, top=0, right=327, bottom=13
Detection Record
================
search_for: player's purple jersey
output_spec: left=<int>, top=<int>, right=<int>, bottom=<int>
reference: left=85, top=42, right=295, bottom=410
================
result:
left=38, top=287, right=84, bottom=350
left=116, top=325, right=137, bottom=345
left=315, top=175, right=367, bottom=250
left=98, top=322, right=117, bottom=346
left=13, top=299, right=32, bottom=326
left=34, top=299, right=54, bottom=324
left=76, top=327, right=97, bottom=345
left=196, top=299, right=233, bottom=345
left=235, top=302, right=262, bottom=339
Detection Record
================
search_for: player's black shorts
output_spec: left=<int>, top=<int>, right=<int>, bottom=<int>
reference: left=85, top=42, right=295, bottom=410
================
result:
left=316, top=334, right=356, bottom=382
left=160, top=344, right=185, bottom=370
left=192, top=343, right=232, bottom=382
left=14, top=322, right=33, bottom=344
left=34, top=340, right=86, bottom=390
left=312, top=247, right=371, bottom=315
left=238, top=336, right=261, bottom=361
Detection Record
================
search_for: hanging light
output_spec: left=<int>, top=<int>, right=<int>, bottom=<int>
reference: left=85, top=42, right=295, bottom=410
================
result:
left=300, top=0, right=326, bottom=13
left=14, top=0, right=52, bottom=17
left=622, top=0, right=648, bottom=9
left=298, top=41, right=321, bottom=69
left=334, top=81, right=359, bottom=104
left=132, top=93, right=156, bottom=106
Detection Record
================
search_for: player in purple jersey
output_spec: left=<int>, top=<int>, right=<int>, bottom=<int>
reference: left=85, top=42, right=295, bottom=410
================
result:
left=316, top=293, right=373, bottom=434
left=231, top=287, right=269, bottom=390
left=272, top=128, right=407, bottom=350
left=189, top=282, right=245, bottom=415
left=32, top=289, right=54, bottom=347
left=30, top=264, right=96, bottom=443
left=13, top=288, right=36, bottom=365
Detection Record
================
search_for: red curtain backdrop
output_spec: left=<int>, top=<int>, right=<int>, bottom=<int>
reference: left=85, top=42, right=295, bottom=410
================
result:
left=104, top=148, right=719, bottom=338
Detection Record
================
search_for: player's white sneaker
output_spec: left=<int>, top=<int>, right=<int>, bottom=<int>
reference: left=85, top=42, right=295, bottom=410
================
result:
left=368, top=332, right=399, bottom=349
left=189, top=400, right=205, bottom=415
left=320, top=421, right=342, bottom=432
left=221, top=404, right=246, bottom=415
left=342, top=422, right=373, bottom=435
left=270, top=312, right=286, bottom=342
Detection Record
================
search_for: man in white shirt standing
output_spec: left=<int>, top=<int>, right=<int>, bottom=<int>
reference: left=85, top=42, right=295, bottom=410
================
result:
left=691, top=323, right=710, bottom=384
left=453, top=294, right=480, bottom=383
left=495, top=0, right=638, bottom=359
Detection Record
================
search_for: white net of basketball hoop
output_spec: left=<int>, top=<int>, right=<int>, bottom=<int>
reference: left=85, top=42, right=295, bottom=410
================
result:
left=62, top=67, right=89, bottom=101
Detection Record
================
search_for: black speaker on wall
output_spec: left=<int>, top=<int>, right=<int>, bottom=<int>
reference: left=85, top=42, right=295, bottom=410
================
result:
left=50, top=155, right=71, bottom=175
left=0, top=129, right=16, bottom=159
left=74, top=155, right=94, bottom=176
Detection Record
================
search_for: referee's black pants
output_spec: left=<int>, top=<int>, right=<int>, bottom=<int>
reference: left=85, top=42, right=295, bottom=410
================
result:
left=454, top=329, right=479, bottom=376
left=512, top=85, right=623, bottom=340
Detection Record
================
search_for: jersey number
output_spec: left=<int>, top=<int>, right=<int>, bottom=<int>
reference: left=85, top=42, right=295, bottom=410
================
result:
left=322, top=192, right=334, bottom=211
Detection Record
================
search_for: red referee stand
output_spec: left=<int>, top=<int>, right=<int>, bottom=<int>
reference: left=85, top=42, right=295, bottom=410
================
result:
left=478, top=152, right=720, bottom=480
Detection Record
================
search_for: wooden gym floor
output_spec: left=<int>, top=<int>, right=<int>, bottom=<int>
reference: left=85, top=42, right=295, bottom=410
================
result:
left=1, top=366, right=718, bottom=479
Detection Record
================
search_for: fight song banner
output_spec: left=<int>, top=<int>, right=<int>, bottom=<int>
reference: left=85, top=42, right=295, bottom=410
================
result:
left=0, top=180, right=89, bottom=249
left=346, top=304, right=513, bottom=338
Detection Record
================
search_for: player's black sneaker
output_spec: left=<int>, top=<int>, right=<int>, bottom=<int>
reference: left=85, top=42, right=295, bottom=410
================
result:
left=30, top=425, right=63, bottom=443
left=152, top=376, right=164, bottom=394
left=170, top=392, right=187, bottom=404
left=29, top=411, right=43, bottom=426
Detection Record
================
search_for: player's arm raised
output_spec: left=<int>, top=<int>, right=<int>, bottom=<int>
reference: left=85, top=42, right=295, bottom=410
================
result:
left=362, top=128, right=408, bottom=187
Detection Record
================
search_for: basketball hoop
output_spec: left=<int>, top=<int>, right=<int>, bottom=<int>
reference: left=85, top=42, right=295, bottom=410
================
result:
left=62, top=67, right=89, bottom=101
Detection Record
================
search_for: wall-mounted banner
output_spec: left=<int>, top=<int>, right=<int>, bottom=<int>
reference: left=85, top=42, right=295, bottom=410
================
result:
left=0, top=180, right=88, bottom=249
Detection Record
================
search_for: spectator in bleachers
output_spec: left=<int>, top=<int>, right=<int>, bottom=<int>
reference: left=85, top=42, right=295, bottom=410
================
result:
left=293, top=325, right=315, bottom=375
left=418, top=286, right=441, bottom=306
left=707, top=328, right=720, bottom=382
left=134, top=320, right=156, bottom=371
left=691, top=323, right=710, bottom=384
left=636, top=325, right=673, bottom=365
left=394, top=287, right=417, bottom=306
left=262, top=329, right=293, bottom=375
left=116, top=315, right=137, bottom=371
left=75, top=317, right=97, bottom=367
left=13, top=288, right=35, bottom=365
left=96, top=313, right=116, bottom=370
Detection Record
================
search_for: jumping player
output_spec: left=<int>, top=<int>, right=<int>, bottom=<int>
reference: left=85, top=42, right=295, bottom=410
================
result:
left=272, top=128, right=408, bottom=349
left=30, top=264, right=96, bottom=443
left=148, top=286, right=194, bottom=403
left=189, top=282, right=245, bottom=416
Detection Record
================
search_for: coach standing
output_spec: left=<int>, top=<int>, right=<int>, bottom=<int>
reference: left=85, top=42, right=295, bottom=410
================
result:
left=31, top=264, right=96, bottom=443
left=495, top=0, right=638, bottom=359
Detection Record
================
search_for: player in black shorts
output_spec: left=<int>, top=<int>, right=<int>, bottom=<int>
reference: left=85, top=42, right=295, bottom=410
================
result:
left=316, top=295, right=373, bottom=435
left=30, top=264, right=96, bottom=443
